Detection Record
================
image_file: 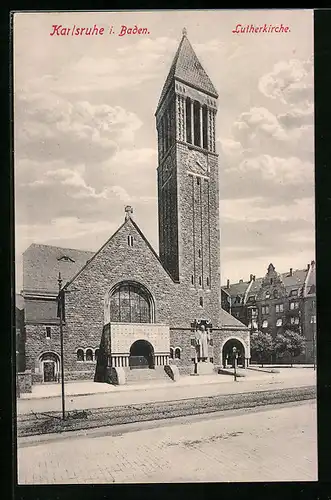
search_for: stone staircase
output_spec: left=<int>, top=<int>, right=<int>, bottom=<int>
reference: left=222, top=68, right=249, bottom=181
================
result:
left=125, top=366, right=173, bottom=385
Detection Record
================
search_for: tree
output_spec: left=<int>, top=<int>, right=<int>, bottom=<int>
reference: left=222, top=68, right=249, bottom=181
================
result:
left=274, top=330, right=305, bottom=367
left=250, top=330, right=273, bottom=367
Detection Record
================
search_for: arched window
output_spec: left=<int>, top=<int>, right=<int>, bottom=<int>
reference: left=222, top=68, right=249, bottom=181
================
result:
left=199, top=297, right=203, bottom=307
left=186, top=97, right=192, bottom=144
left=175, top=348, right=181, bottom=359
left=276, top=318, right=283, bottom=327
left=262, top=320, right=268, bottom=328
left=108, top=282, right=153, bottom=323
left=170, top=347, right=174, bottom=359
left=77, top=349, right=84, bottom=362
left=86, top=349, right=93, bottom=362
left=95, top=348, right=100, bottom=361
left=273, top=289, right=279, bottom=298
left=193, top=100, right=201, bottom=146
left=202, top=105, right=208, bottom=149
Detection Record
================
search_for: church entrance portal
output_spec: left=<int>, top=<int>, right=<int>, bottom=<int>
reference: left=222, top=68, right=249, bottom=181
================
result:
left=129, top=340, right=155, bottom=369
left=222, top=339, right=246, bottom=368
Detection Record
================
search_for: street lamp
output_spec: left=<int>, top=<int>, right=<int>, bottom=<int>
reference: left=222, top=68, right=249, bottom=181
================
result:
left=232, top=346, right=238, bottom=382
left=58, top=272, right=66, bottom=420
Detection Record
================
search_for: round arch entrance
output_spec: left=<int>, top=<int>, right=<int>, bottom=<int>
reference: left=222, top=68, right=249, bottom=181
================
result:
left=222, top=339, right=246, bottom=368
left=129, top=339, right=155, bottom=369
left=39, top=352, right=60, bottom=383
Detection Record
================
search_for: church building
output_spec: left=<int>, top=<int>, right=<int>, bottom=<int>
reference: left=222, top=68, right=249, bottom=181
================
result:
left=19, top=30, right=250, bottom=385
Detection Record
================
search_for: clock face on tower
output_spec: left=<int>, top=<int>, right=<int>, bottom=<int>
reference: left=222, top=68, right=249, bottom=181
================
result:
left=185, top=150, right=208, bottom=176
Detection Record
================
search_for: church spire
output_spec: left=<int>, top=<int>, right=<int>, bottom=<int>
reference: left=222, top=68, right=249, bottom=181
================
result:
left=156, top=31, right=218, bottom=113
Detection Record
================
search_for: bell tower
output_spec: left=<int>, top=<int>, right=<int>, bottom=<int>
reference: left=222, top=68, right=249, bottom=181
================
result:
left=156, top=29, right=220, bottom=317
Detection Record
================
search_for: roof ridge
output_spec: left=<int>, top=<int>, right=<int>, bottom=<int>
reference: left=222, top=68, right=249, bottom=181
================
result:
left=24, top=242, right=95, bottom=254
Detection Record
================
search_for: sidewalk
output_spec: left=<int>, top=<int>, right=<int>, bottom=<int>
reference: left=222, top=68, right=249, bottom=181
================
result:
left=19, top=366, right=315, bottom=401
left=17, top=368, right=316, bottom=415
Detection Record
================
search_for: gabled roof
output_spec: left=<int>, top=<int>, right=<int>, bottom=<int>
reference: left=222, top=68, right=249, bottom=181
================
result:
left=157, top=32, right=218, bottom=111
left=223, top=281, right=250, bottom=299
left=23, top=243, right=95, bottom=294
left=64, top=216, right=175, bottom=290
left=281, top=269, right=307, bottom=290
left=223, top=265, right=314, bottom=301
left=220, top=308, right=248, bottom=328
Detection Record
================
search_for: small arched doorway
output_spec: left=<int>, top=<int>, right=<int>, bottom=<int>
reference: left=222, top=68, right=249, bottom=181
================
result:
left=222, top=339, right=246, bottom=368
left=39, top=352, right=60, bottom=383
left=129, top=339, right=155, bottom=369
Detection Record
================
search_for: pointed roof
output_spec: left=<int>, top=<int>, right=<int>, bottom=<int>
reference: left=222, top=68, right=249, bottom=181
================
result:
left=157, top=30, right=218, bottom=111
left=64, top=216, right=176, bottom=290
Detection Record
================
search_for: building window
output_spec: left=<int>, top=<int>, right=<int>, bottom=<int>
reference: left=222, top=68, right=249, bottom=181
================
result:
left=209, top=338, right=213, bottom=346
left=247, top=295, right=256, bottom=303
left=199, top=276, right=202, bottom=286
left=95, top=349, right=100, bottom=362
left=77, top=349, right=84, bottom=362
left=170, top=347, right=174, bottom=359
left=127, top=235, right=134, bottom=247
left=191, top=338, right=196, bottom=346
left=290, top=317, right=300, bottom=325
left=265, top=292, right=270, bottom=299
left=235, top=295, right=241, bottom=304
left=198, top=249, right=201, bottom=257
left=276, top=318, right=283, bottom=327
left=175, top=348, right=181, bottom=359
left=186, top=97, right=192, bottom=144
left=86, top=349, right=93, bottom=362
left=191, top=275, right=194, bottom=285
left=275, top=304, right=284, bottom=313
left=290, top=289, right=298, bottom=297
left=109, top=282, right=152, bottom=323
left=262, top=305, right=269, bottom=315
left=197, top=177, right=200, bottom=186
left=311, top=315, right=316, bottom=324
left=262, top=320, right=268, bottom=328
left=270, top=278, right=273, bottom=285
left=202, top=105, right=208, bottom=149
left=199, top=297, right=203, bottom=307
left=45, top=327, right=51, bottom=339
left=273, top=289, right=279, bottom=298
left=290, top=301, right=299, bottom=310
left=206, top=277, right=210, bottom=286
left=193, top=100, right=201, bottom=147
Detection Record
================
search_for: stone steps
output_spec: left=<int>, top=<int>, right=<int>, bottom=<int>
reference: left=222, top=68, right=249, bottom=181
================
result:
left=125, top=366, right=173, bottom=385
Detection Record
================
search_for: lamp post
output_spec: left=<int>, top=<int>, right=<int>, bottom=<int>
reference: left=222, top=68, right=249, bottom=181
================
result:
left=232, top=346, right=238, bottom=382
left=58, top=272, right=66, bottom=420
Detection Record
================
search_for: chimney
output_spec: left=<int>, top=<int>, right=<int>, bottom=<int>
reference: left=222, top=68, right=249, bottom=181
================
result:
left=289, top=268, right=293, bottom=276
left=226, top=279, right=230, bottom=289
left=253, top=275, right=256, bottom=281
left=307, top=263, right=310, bottom=271
left=250, top=274, right=253, bottom=281
left=239, top=279, right=243, bottom=283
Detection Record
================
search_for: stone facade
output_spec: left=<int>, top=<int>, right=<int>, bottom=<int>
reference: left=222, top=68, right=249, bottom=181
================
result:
left=224, top=262, right=316, bottom=363
left=20, top=32, right=250, bottom=383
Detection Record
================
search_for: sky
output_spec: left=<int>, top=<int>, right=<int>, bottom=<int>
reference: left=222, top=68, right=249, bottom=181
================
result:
left=13, top=9, right=315, bottom=291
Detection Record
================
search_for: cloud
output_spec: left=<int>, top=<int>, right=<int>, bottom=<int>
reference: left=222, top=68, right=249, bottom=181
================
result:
left=258, top=57, right=313, bottom=106
left=221, top=196, right=314, bottom=224
left=234, top=155, right=314, bottom=185
left=15, top=92, right=142, bottom=165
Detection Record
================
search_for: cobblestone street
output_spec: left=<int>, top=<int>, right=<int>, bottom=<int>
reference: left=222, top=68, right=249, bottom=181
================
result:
left=17, top=400, right=317, bottom=483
